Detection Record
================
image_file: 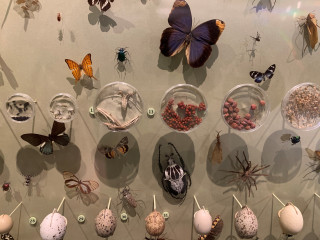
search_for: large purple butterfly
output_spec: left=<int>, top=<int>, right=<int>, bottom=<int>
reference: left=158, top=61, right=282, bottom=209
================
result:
left=160, top=0, right=225, bottom=68
left=88, top=0, right=114, bottom=12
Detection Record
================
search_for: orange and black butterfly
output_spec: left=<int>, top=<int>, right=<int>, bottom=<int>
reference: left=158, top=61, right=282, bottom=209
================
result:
left=63, top=171, right=99, bottom=194
left=65, top=53, right=97, bottom=83
left=99, top=136, right=129, bottom=159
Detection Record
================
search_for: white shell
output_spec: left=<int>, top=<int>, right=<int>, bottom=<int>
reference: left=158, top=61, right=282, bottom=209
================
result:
left=40, top=212, right=67, bottom=240
left=193, top=209, right=212, bottom=235
left=234, top=206, right=258, bottom=239
left=278, top=203, right=303, bottom=235
left=95, top=209, right=117, bottom=238
left=0, top=214, right=13, bottom=234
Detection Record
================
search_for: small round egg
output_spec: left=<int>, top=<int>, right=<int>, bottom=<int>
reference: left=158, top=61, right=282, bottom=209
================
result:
left=145, top=210, right=165, bottom=236
left=40, top=212, right=67, bottom=240
left=278, top=203, right=303, bottom=236
left=234, top=206, right=258, bottom=239
left=193, top=209, right=212, bottom=235
left=95, top=209, right=117, bottom=238
left=0, top=214, right=13, bottom=234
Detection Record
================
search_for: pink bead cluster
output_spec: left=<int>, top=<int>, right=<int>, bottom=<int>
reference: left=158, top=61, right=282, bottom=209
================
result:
left=223, top=98, right=264, bottom=131
left=162, top=99, right=206, bottom=131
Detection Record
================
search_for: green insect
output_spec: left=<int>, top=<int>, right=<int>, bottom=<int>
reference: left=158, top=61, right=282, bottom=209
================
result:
left=115, top=47, right=129, bottom=64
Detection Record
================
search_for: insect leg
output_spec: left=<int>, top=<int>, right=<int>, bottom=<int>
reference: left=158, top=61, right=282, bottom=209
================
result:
left=168, top=142, right=185, bottom=169
left=158, top=144, right=164, bottom=173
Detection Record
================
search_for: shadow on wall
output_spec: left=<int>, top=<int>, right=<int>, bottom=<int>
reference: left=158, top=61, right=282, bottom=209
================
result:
left=0, top=55, right=18, bottom=89
left=157, top=45, right=219, bottom=87
left=151, top=132, right=195, bottom=205
left=251, top=0, right=276, bottom=13
left=261, top=129, right=302, bottom=184
left=94, top=132, right=140, bottom=188
left=88, top=6, right=134, bottom=33
left=16, top=147, right=46, bottom=177
left=206, top=133, right=248, bottom=188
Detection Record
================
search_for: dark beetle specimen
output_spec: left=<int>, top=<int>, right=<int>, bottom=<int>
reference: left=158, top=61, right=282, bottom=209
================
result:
left=221, top=151, right=270, bottom=197
left=2, top=182, right=10, bottom=192
left=158, top=143, right=191, bottom=200
left=115, top=47, right=130, bottom=64
left=290, top=136, right=300, bottom=145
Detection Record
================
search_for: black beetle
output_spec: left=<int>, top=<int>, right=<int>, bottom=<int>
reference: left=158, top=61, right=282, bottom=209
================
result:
left=291, top=136, right=300, bottom=145
left=158, top=142, right=191, bottom=200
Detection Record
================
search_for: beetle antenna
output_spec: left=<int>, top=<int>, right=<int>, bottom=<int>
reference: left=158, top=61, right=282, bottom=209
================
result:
left=168, top=142, right=185, bottom=169
left=158, top=144, right=164, bottom=173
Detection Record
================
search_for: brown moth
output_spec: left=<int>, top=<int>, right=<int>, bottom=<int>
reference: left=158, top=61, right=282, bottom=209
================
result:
left=212, top=131, right=222, bottom=164
left=306, top=13, right=319, bottom=49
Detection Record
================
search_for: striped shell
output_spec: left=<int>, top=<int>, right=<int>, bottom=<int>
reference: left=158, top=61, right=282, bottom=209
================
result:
left=145, top=211, right=165, bottom=236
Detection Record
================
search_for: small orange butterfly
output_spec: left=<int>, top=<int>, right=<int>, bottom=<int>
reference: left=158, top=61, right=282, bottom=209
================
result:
left=65, top=53, right=97, bottom=83
left=63, top=171, right=99, bottom=194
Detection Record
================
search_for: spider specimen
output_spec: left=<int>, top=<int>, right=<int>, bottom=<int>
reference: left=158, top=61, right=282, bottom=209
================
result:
left=222, top=151, right=270, bottom=196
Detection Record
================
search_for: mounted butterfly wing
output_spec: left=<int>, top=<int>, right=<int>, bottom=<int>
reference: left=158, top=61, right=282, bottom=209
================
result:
left=98, top=136, right=129, bottom=159
left=65, top=53, right=97, bottom=83
left=63, top=171, right=99, bottom=194
left=160, top=0, right=225, bottom=68
left=21, top=121, right=70, bottom=155
left=88, top=0, right=114, bottom=12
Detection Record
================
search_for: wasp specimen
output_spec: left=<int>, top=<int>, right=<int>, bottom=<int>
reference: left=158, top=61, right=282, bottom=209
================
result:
left=212, top=131, right=222, bottom=164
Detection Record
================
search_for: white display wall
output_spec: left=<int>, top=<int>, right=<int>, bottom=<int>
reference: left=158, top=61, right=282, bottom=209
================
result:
left=0, top=0, right=320, bottom=239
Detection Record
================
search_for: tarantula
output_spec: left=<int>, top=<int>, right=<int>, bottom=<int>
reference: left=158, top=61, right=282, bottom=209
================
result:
left=222, top=151, right=270, bottom=196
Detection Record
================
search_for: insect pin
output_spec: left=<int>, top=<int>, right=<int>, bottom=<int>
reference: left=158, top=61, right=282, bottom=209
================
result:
left=119, top=186, right=137, bottom=209
left=57, top=13, right=61, bottom=22
left=2, top=182, right=10, bottom=192
left=250, top=32, right=261, bottom=42
left=250, top=64, right=276, bottom=83
left=290, top=136, right=301, bottom=145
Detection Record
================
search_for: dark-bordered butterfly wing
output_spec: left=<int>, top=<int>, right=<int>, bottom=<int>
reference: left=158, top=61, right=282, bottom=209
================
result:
left=187, top=20, right=225, bottom=68
left=21, top=133, right=49, bottom=146
left=160, top=0, right=225, bottom=68
left=250, top=71, right=264, bottom=83
left=100, top=0, right=111, bottom=12
left=63, top=171, right=99, bottom=194
left=160, top=0, right=191, bottom=57
left=115, top=136, right=129, bottom=155
left=79, top=180, right=99, bottom=194
left=88, top=0, right=99, bottom=6
left=40, top=141, right=53, bottom=155
left=264, top=64, right=276, bottom=79
left=51, top=121, right=70, bottom=146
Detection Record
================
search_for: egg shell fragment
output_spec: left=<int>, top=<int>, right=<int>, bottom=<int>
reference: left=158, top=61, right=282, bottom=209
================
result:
left=193, top=209, right=213, bottom=235
left=234, top=206, right=258, bottom=239
left=145, top=210, right=165, bottom=236
left=0, top=214, right=13, bottom=234
left=40, top=212, right=67, bottom=240
left=278, top=203, right=303, bottom=236
left=95, top=209, right=117, bottom=238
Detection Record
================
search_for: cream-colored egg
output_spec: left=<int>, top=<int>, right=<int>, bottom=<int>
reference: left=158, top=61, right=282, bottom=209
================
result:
left=234, top=206, right=258, bottom=239
left=278, top=203, right=303, bottom=235
left=145, top=210, right=165, bottom=236
left=40, top=212, right=67, bottom=240
left=193, top=209, right=212, bottom=235
left=95, top=209, right=117, bottom=238
left=0, top=214, right=13, bottom=234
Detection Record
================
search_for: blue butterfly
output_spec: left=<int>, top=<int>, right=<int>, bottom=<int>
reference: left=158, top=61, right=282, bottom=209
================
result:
left=21, top=121, right=70, bottom=155
left=250, top=64, right=276, bottom=83
left=160, top=0, right=225, bottom=68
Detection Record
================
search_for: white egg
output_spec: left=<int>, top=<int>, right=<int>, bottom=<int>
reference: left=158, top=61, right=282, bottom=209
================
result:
left=234, top=206, right=258, bottom=239
left=95, top=209, right=117, bottom=238
left=278, top=203, right=303, bottom=235
left=40, top=212, right=67, bottom=240
left=0, top=214, right=13, bottom=234
left=193, top=209, right=212, bottom=235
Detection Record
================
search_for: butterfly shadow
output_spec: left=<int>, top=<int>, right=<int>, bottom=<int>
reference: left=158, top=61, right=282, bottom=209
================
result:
left=66, top=74, right=99, bottom=98
left=88, top=5, right=117, bottom=32
left=251, top=0, right=276, bottom=13
left=0, top=55, right=19, bottom=89
left=151, top=132, right=195, bottom=205
left=94, top=132, right=140, bottom=188
left=64, top=187, right=99, bottom=206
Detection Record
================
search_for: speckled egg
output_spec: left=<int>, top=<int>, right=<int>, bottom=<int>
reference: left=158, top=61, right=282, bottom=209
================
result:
left=145, top=210, right=165, bottom=236
left=95, top=209, right=117, bottom=238
left=193, top=209, right=212, bottom=235
left=0, top=215, right=13, bottom=234
left=278, top=203, right=303, bottom=235
left=40, top=212, right=67, bottom=240
left=234, top=206, right=258, bottom=239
